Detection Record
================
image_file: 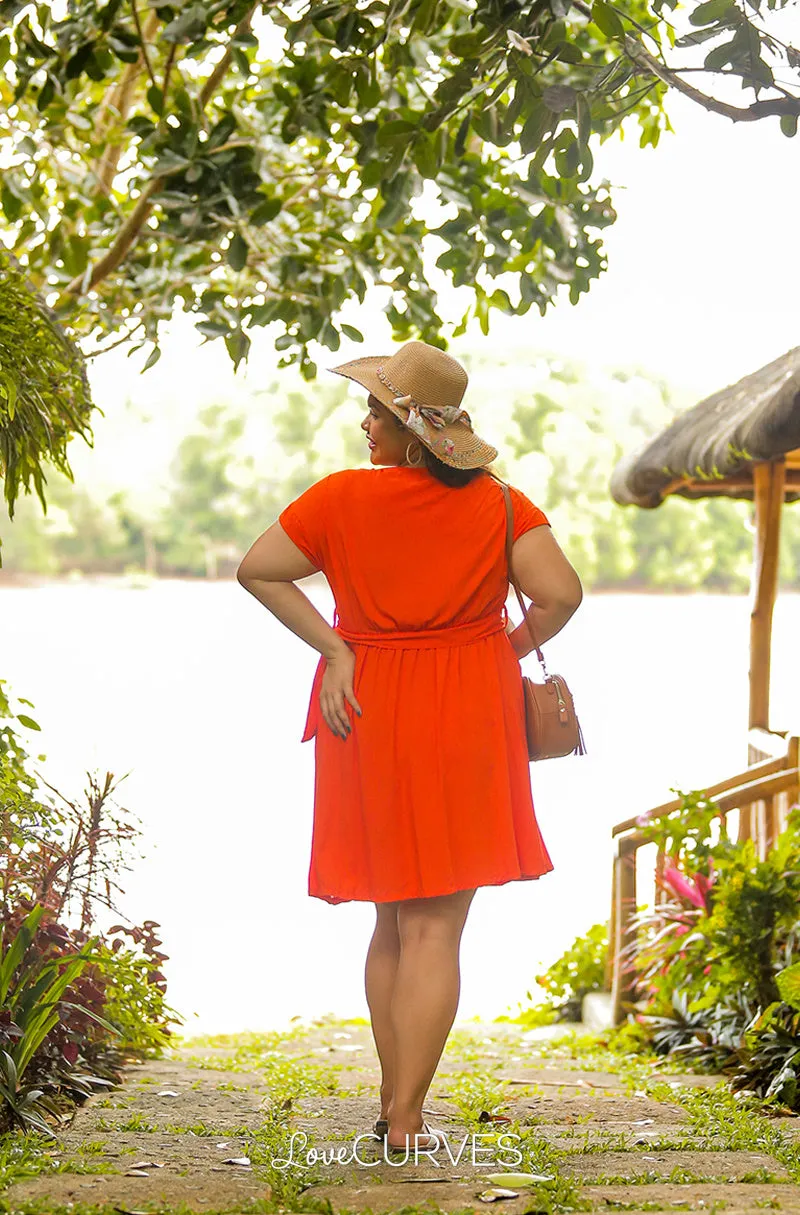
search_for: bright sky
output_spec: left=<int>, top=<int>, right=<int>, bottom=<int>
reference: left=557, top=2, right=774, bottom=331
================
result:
left=82, top=53, right=800, bottom=493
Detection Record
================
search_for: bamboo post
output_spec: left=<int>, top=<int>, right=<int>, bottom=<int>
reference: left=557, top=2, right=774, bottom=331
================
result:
left=606, top=858, right=618, bottom=993
left=610, top=839, right=638, bottom=1025
left=749, top=459, right=785, bottom=734
left=737, top=802, right=753, bottom=843
left=764, top=795, right=780, bottom=853
left=655, top=845, right=666, bottom=905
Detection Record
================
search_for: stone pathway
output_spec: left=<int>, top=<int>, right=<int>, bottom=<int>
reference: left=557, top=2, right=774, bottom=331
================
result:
left=5, top=1016, right=800, bottom=1214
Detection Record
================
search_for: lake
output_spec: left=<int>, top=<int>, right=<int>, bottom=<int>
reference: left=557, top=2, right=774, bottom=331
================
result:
left=1, top=577, right=797, bottom=1035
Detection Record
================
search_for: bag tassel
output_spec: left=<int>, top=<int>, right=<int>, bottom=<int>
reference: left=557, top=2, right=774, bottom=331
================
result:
left=573, top=720, right=587, bottom=757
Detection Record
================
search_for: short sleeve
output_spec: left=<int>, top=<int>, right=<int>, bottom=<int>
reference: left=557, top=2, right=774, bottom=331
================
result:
left=507, top=484, right=549, bottom=543
left=278, top=475, right=333, bottom=571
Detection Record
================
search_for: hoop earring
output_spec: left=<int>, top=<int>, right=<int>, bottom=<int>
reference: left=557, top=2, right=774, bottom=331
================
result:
left=405, top=441, right=424, bottom=467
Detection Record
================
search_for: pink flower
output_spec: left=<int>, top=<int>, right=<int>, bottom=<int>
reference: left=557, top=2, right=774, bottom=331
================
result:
left=660, top=863, right=716, bottom=911
left=662, top=865, right=706, bottom=909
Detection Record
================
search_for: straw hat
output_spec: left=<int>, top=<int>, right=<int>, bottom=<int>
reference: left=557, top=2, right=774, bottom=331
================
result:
left=329, top=340, right=498, bottom=470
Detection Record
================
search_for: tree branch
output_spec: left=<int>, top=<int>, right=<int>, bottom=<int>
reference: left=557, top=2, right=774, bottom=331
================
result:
left=625, top=36, right=800, bottom=121
left=571, top=0, right=800, bottom=122
left=65, top=182, right=160, bottom=295
left=130, top=0, right=158, bottom=91
left=82, top=318, right=145, bottom=358
left=61, top=6, right=259, bottom=300
left=94, top=10, right=160, bottom=195
left=200, top=4, right=258, bottom=108
left=161, top=41, right=176, bottom=112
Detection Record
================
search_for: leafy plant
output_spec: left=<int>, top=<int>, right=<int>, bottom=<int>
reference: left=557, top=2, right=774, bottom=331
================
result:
left=534, top=922, right=609, bottom=1021
left=0, top=1050, right=61, bottom=1138
left=0, top=682, right=181, bottom=1135
left=613, top=792, right=800, bottom=1111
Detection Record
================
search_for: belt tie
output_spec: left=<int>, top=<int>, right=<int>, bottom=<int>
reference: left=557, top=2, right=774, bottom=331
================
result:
left=299, top=605, right=509, bottom=741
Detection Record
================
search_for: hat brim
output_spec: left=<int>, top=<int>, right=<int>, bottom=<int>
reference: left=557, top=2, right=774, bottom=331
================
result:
left=327, top=355, right=499, bottom=470
left=328, top=355, right=393, bottom=409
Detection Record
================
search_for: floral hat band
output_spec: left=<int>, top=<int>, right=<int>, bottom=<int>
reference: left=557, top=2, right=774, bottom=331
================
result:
left=389, top=394, right=471, bottom=432
left=376, top=367, right=472, bottom=446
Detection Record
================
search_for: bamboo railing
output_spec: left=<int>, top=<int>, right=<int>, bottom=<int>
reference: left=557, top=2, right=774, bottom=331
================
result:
left=607, top=731, right=800, bottom=1025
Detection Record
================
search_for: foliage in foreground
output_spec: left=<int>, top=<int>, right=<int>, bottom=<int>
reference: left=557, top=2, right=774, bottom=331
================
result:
left=609, top=792, right=800, bottom=1108
left=0, top=681, right=182, bottom=1137
left=0, top=253, right=94, bottom=541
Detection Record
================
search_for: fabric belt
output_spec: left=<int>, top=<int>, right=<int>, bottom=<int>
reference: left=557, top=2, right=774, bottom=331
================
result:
left=299, top=604, right=509, bottom=742
left=331, top=603, right=508, bottom=649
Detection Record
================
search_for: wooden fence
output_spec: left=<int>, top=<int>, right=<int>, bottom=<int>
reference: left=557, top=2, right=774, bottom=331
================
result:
left=607, top=729, right=800, bottom=1025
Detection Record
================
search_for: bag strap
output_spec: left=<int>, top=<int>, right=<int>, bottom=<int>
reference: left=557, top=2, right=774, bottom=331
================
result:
left=489, top=473, right=548, bottom=678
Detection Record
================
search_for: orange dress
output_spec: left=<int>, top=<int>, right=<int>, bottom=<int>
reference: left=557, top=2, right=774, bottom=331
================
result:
left=278, top=465, right=554, bottom=905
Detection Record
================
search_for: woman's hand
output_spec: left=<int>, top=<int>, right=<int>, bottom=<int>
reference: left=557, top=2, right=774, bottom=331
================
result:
left=320, top=644, right=363, bottom=740
left=505, top=616, right=523, bottom=661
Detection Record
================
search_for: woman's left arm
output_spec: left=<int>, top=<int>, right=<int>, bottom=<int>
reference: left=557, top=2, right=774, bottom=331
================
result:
left=237, top=522, right=361, bottom=739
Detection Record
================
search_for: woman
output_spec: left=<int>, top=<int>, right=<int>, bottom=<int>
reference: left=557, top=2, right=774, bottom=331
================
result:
left=237, top=340, right=583, bottom=1154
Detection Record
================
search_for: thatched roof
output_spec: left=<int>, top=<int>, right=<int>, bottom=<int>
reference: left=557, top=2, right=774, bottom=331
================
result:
left=610, top=347, right=800, bottom=508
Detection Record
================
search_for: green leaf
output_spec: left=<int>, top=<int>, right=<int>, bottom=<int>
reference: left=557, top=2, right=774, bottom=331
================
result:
left=319, top=319, right=340, bottom=351
left=227, top=233, right=248, bottom=271
left=142, top=346, right=161, bottom=371
left=163, top=3, right=208, bottom=43
left=454, top=113, right=470, bottom=156
left=15, top=714, right=40, bottom=731
left=376, top=120, right=418, bottom=146
left=542, top=84, right=577, bottom=112
left=413, top=133, right=439, bottom=178
left=340, top=324, right=363, bottom=341
left=591, top=1, right=625, bottom=37
left=376, top=194, right=406, bottom=229
left=250, top=197, right=282, bottom=225
left=780, top=113, right=798, bottom=137
left=67, top=111, right=93, bottom=132
left=65, top=43, right=96, bottom=81
left=36, top=77, right=55, bottom=112
left=704, top=38, right=738, bottom=70
left=519, top=104, right=552, bottom=155
left=576, top=95, right=591, bottom=148
left=196, top=321, right=231, bottom=340
left=150, top=150, right=191, bottom=176
left=147, top=84, right=164, bottom=116
left=689, top=0, right=735, bottom=25
left=777, top=963, right=800, bottom=1010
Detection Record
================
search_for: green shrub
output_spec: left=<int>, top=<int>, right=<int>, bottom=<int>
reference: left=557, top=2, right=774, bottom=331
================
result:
left=525, top=922, right=609, bottom=1023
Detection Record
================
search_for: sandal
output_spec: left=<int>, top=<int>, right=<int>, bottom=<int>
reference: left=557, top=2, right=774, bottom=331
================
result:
left=373, top=1117, right=388, bottom=1140
left=386, top=1119, right=442, bottom=1154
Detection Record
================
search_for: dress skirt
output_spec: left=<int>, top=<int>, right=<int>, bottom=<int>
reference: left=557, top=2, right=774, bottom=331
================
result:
left=300, top=605, right=554, bottom=904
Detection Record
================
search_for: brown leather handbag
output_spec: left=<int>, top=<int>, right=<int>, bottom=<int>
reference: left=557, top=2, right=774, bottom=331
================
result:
left=498, top=480, right=586, bottom=762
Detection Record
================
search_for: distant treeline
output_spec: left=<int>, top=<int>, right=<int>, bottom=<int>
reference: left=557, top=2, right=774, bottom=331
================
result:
left=3, top=355, right=799, bottom=591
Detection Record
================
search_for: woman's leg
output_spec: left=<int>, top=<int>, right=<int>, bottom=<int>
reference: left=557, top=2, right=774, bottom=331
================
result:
left=386, top=887, right=477, bottom=1144
left=365, top=900, right=402, bottom=1121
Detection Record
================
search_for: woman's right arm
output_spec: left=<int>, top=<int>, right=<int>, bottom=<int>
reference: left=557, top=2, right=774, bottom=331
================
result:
left=506, top=526, right=583, bottom=660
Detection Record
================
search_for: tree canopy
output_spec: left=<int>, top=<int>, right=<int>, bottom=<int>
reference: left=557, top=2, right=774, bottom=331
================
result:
left=2, top=0, right=796, bottom=380
left=1, top=0, right=797, bottom=559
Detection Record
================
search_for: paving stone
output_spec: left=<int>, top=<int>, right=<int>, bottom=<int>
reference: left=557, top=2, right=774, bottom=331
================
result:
left=562, top=1147, right=790, bottom=1182
left=508, top=1093, right=690, bottom=1126
left=580, top=1181, right=800, bottom=1212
